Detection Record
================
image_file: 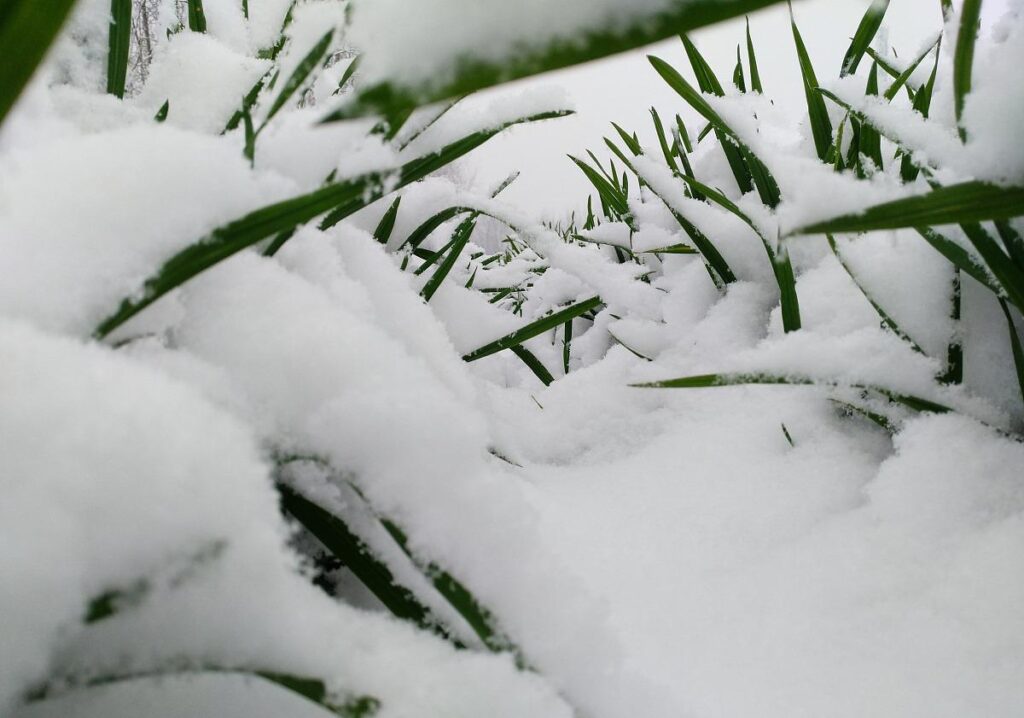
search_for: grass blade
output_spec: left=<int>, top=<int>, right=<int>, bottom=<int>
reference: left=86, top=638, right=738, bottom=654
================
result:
left=421, top=215, right=477, bottom=302
left=732, top=44, right=746, bottom=93
left=260, top=29, right=334, bottom=130
left=372, top=196, right=401, bottom=245
left=463, top=297, right=602, bottom=362
left=106, top=0, right=132, bottom=98
left=96, top=110, right=571, bottom=338
left=651, top=107, right=679, bottom=173
left=790, top=7, right=833, bottom=161
left=0, top=0, right=78, bottom=125
left=791, top=182, right=1024, bottom=235
left=187, top=0, right=207, bottom=32
left=882, top=39, right=936, bottom=102
left=746, top=18, right=763, bottom=93
left=840, top=0, right=890, bottom=77
left=999, top=300, right=1024, bottom=406
left=511, top=345, right=555, bottom=386
left=953, top=0, right=982, bottom=139
left=858, top=63, right=883, bottom=172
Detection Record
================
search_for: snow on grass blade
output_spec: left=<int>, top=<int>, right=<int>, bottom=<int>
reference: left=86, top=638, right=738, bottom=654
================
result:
left=650, top=54, right=779, bottom=206
left=789, top=7, right=833, bottom=161
left=915, top=227, right=1002, bottom=295
left=632, top=372, right=953, bottom=414
left=372, top=196, right=401, bottom=244
left=327, top=0, right=788, bottom=122
left=277, top=482, right=446, bottom=639
left=187, top=0, right=207, bottom=33
left=0, top=0, right=78, bottom=125
left=29, top=668, right=380, bottom=718
left=106, top=0, right=132, bottom=98
left=463, top=297, right=603, bottom=362
left=678, top=174, right=800, bottom=331
left=260, top=30, right=334, bottom=131
left=790, top=182, right=1024, bottom=235
left=840, top=0, right=889, bottom=77
left=901, top=43, right=940, bottom=181
left=882, top=38, right=937, bottom=102
left=953, top=0, right=982, bottom=140
left=95, top=111, right=571, bottom=338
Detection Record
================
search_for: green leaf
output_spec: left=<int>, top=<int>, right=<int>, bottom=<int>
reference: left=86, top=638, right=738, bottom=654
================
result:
left=463, top=297, right=603, bottom=362
left=511, top=344, right=555, bottom=386
left=650, top=107, right=679, bottom=173
left=107, top=0, right=132, bottom=98
left=372, top=196, right=401, bottom=245
left=858, top=62, right=883, bottom=172
left=915, top=226, right=1001, bottom=296
left=882, top=39, right=936, bottom=102
left=187, top=0, right=207, bottom=32
left=260, top=29, right=334, bottom=130
left=95, top=110, right=571, bottom=338
left=790, top=7, right=833, bottom=161
left=401, top=206, right=471, bottom=250
left=277, top=482, right=443, bottom=637
left=421, top=215, right=476, bottom=302
left=732, top=44, right=747, bottom=93
left=953, top=0, right=982, bottom=139
left=790, top=182, right=1024, bottom=236
left=999, top=300, right=1024, bottom=407
left=0, top=0, right=78, bottom=125
left=840, top=0, right=889, bottom=77
left=328, top=0, right=789, bottom=121
left=996, top=219, right=1024, bottom=270
left=901, top=41, right=940, bottom=181
left=746, top=18, right=763, bottom=93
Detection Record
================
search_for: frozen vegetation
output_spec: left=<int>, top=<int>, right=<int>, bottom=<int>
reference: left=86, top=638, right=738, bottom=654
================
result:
left=1, top=0, right=1023, bottom=717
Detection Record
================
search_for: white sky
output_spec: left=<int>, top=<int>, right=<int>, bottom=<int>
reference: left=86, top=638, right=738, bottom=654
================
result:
left=459, top=0, right=1013, bottom=219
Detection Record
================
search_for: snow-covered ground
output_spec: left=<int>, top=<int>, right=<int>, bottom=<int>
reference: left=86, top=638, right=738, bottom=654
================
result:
left=2, top=1, right=1023, bottom=717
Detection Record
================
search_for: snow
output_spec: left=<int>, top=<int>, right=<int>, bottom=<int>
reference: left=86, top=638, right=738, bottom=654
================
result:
left=2, top=1, right=1024, bottom=717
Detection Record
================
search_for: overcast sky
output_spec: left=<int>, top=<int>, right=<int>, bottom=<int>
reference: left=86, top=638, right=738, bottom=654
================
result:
left=459, top=0, right=1014, bottom=220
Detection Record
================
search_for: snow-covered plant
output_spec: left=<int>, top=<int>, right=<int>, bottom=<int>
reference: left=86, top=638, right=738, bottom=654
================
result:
left=565, top=0, right=1024, bottom=431
left=0, top=1, right=829, bottom=717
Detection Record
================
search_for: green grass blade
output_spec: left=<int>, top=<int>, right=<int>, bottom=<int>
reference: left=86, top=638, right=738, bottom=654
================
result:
left=650, top=107, right=679, bottom=173
left=260, top=29, right=334, bottom=130
left=858, top=62, right=883, bottom=172
left=959, top=221, right=1024, bottom=315
left=224, top=74, right=267, bottom=133
left=96, top=111, right=570, bottom=338
left=277, top=482, right=443, bottom=637
left=790, top=7, right=833, bottom=161
left=570, top=155, right=631, bottom=221
left=882, top=39, right=936, bottom=102
left=999, top=300, right=1024, bottom=406
left=840, top=0, right=889, bottom=77
left=746, top=18, right=763, bottom=93
left=401, top=206, right=471, bottom=250
left=331, top=0, right=788, bottom=122
left=791, top=182, right=1024, bottom=235
left=337, top=54, right=361, bottom=92
left=901, top=41, right=940, bottom=181
left=0, top=0, right=78, bottom=125
left=996, top=219, right=1024, bottom=270
left=611, top=122, right=643, bottom=155
left=154, top=100, right=169, bottom=122
left=106, top=0, right=132, bottom=98
left=421, top=215, right=476, bottom=302
left=733, top=44, right=747, bottom=93
left=915, top=227, right=1002, bottom=295
left=372, top=196, right=401, bottom=245
left=187, top=0, right=207, bottom=32
left=463, top=297, right=602, bottom=362
left=953, top=0, right=982, bottom=139
left=511, top=345, right=555, bottom=386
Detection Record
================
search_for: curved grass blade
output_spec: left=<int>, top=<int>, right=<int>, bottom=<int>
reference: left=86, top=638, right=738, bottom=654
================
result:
left=790, top=6, right=833, bottom=161
left=0, top=0, right=78, bottom=125
left=95, top=110, right=571, bottom=338
left=791, top=182, right=1024, bottom=236
left=187, top=0, right=207, bottom=32
left=632, top=371, right=952, bottom=415
left=882, top=38, right=937, bottom=102
left=402, top=206, right=471, bottom=250
left=28, top=667, right=379, bottom=718
left=915, top=227, right=1001, bottom=295
left=463, top=297, right=602, bottom=362
left=372, top=196, right=401, bottom=245
left=651, top=108, right=679, bottom=173
left=840, top=0, right=889, bottom=77
left=999, top=299, right=1024, bottom=406
left=224, top=74, right=267, bottom=133
left=260, top=29, right=334, bottom=130
left=953, top=0, right=982, bottom=139
left=107, top=0, right=132, bottom=98
left=996, top=219, right=1024, bottom=270
left=277, top=482, right=445, bottom=637
left=421, top=215, right=476, bottom=301
left=326, top=0, right=788, bottom=122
